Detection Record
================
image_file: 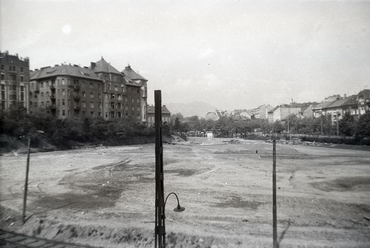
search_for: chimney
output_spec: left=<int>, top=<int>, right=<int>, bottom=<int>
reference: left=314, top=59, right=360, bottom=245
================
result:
left=91, top=62, right=96, bottom=69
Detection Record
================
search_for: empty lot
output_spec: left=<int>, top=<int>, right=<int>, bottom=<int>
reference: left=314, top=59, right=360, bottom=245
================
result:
left=1, top=137, right=370, bottom=247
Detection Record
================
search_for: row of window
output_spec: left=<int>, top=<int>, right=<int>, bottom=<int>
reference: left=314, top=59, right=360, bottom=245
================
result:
left=36, top=89, right=141, bottom=103
left=0, top=85, right=24, bottom=91
left=0, top=100, right=25, bottom=110
left=110, top=102, right=140, bottom=111
left=34, top=79, right=102, bottom=89
left=1, top=74, right=25, bottom=81
left=107, top=82, right=125, bottom=92
left=58, top=109, right=141, bottom=119
left=105, top=112, right=141, bottom=119
left=33, top=79, right=143, bottom=97
left=0, top=65, right=24, bottom=72
left=0, top=87, right=25, bottom=101
left=60, top=110, right=102, bottom=117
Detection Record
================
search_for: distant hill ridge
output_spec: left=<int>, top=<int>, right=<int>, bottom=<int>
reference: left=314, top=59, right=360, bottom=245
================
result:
left=165, top=102, right=218, bottom=118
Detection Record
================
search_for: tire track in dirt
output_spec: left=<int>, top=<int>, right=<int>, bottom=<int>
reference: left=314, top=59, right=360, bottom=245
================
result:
left=0, top=228, right=102, bottom=248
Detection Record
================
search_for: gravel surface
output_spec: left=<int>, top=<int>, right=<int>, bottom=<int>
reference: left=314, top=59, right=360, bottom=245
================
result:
left=1, top=137, right=370, bottom=247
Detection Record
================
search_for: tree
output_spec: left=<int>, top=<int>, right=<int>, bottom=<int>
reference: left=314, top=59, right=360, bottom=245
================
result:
left=170, top=113, right=184, bottom=123
left=187, top=116, right=201, bottom=131
left=356, top=111, right=370, bottom=138
left=339, top=112, right=355, bottom=136
left=28, top=108, right=56, bottom=134
left=173, top=117, right=181, bottom=132
left=1, top=103, right=31, bottom=136
left=272, top=121, right=285, bottom=133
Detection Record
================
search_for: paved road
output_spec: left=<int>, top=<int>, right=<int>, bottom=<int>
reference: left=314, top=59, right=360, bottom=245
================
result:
left=0, top=229, right=102, bottom=248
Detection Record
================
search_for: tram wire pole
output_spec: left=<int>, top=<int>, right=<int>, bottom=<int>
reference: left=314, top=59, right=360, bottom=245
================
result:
left=155, top=90, right=165, bottom=248
left=273, top=140, right=277, bottom=248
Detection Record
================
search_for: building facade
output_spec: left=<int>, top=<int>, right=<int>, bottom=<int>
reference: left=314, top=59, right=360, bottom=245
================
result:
left=30, top=64, right=103, bottom=118
left=357, top=89, right=370, bottom=116
left=268, top=105, right=301, bottom=123
left=312, top=93, right=366, bottom=122
left=29, top=58, right=148, bottom=122
left=122, top=65, right=148, bottom=123
left=0, top=51, right=30, bottom=112
left=146, top=105, right=171, bottom=126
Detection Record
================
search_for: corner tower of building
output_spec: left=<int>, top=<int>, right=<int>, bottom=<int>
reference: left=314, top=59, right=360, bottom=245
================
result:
left=122, top=65, right=148, bottom=123
left=0, top=51, right=30, bottom=112
left=91, top=57, right=126, bottom=119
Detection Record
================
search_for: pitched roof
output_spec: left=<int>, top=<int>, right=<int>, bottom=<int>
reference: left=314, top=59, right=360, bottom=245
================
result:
left=122, top=65, right=147, bottom=81
left=327, top=95, right=357, bottom=108
left=30, top=64, right=100, bottom=81
left=312, top=101, right=333, bottom=110
left=123, top=75, right=140, bottom=87
left=342, top=95, right=358, bottom=106
left=357, top=89, right=370, bottom=99
left=147, top=105, right=171, bottom=114
left=91, top=57, right=121, bottom=75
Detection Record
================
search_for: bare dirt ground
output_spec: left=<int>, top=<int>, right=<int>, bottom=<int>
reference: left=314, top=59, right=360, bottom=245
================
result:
left=1, top=137, right=370, bottom=247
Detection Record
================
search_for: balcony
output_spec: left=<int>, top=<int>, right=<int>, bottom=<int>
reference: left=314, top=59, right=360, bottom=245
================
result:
left=50, top=85, right=55, bottom=91
left=73, top=95, right=81, bottom=101
left=50, top=104, right=56, bottom=110
left=74, top=85, right=80, bottom=91
left=50, top=94, right=56, bottom=100
left=74, top=105, right=81, bottom=110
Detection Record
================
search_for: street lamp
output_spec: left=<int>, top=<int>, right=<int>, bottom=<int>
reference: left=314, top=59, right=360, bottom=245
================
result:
left=164, top=192, right=185, bottom=215
left=22, top=130, right=44, bottom=223
left=161, top=192, right=185, bottom=248
left=154, top=90, right=185, bottom=248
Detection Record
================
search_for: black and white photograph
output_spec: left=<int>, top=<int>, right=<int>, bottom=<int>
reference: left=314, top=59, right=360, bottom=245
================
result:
left=1, top=0, right=370, bottom=247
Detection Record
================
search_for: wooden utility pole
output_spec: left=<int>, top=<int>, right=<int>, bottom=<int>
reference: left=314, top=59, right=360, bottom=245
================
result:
left=22, top=135, right=31, bottom=223
left=272, top=140, right=277, bottom=248
left=155, top=90, right=166, bottom=248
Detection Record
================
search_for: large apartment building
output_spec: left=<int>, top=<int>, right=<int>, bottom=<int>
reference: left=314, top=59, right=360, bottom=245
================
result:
left=29, top=57, right=148, bottom=122
left=0, top=51, right=30, bottom=112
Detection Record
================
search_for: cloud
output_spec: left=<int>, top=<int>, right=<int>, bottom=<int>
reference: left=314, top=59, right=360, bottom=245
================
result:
left=197, top=48, right=214, bottom=60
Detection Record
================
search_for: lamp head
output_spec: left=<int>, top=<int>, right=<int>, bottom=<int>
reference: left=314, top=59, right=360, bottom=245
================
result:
left=173, top=204, right=185, bottom=212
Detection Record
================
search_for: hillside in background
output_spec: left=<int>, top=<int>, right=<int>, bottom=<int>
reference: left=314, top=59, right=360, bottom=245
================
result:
left=165, top=102, right=218, bottom=118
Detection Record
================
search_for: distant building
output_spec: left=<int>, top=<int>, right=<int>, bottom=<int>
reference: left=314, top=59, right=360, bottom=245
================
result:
left=0, top=51, right=30, bottom=112
left=30, top=58, right=148, bottom=122
left=268, top=105, right=301, bottom=123
left=301, top=104, right=316, bottom=118
left=146, top=105, right=171, bottom=126
left=248, top=104, right=274, bottom=119
left=312, top=94, right=362, bottom=122
left=357, top=89, right=370, bottom=116
left=312, top=101, right=333, bottom=118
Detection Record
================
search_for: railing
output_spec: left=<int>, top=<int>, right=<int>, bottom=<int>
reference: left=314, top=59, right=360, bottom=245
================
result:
left=73, top=95, right=81, bottom=101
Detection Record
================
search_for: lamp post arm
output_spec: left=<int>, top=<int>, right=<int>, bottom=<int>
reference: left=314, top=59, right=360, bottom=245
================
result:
left=164, top=192, right=180, bottom=208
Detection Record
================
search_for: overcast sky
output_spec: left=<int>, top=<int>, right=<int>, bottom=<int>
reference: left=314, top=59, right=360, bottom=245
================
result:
left=1, top=0, right=369, bottom=110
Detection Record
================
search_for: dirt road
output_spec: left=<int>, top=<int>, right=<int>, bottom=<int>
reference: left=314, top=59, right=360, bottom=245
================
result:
left=1, top=138, right=370, bottom=247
